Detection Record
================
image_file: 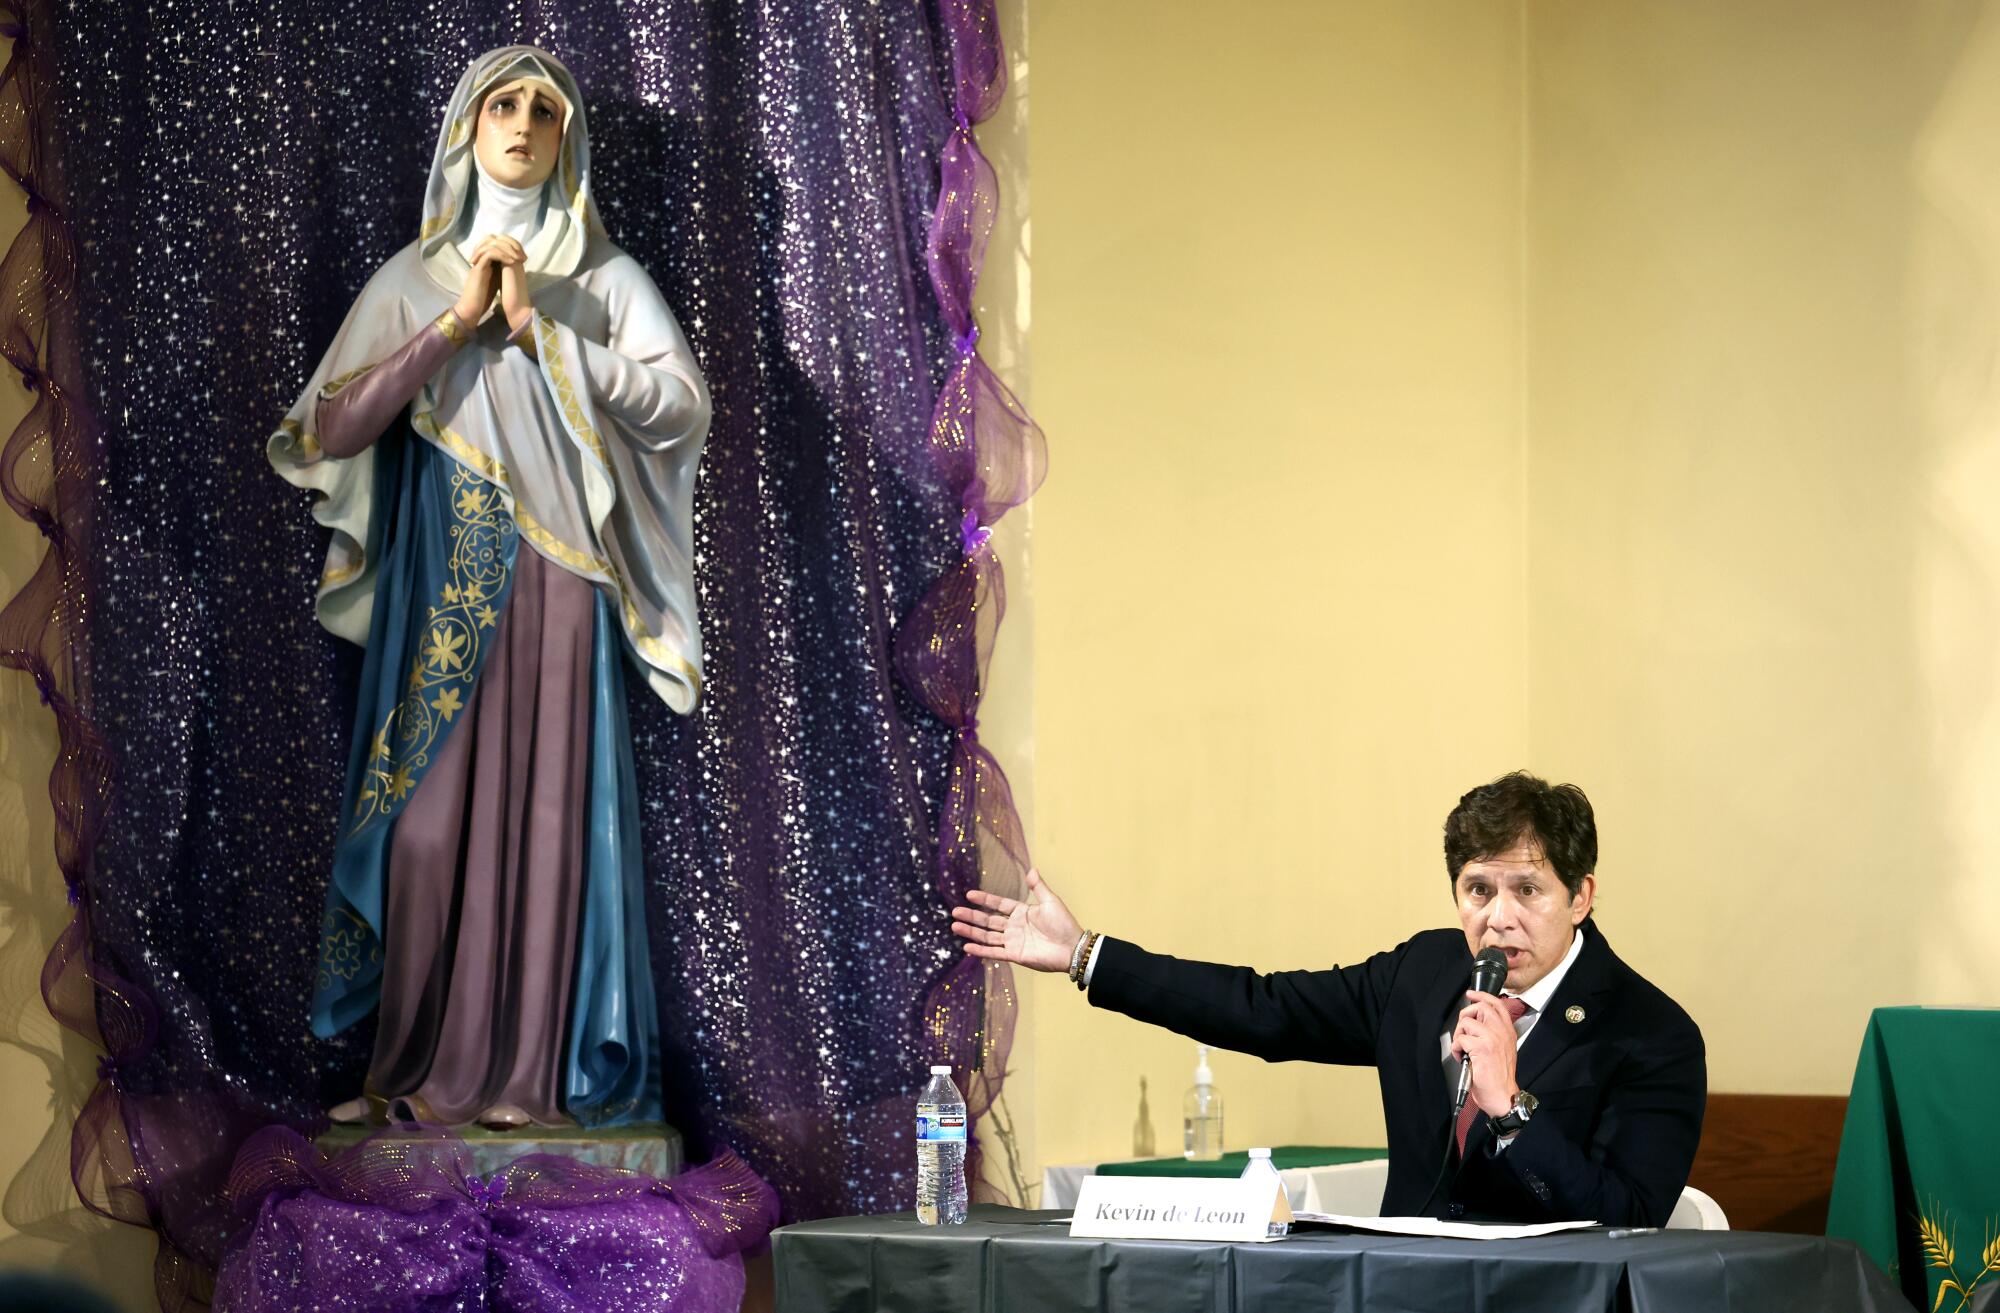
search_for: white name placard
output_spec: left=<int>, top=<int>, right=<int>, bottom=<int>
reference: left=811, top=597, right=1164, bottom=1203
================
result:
left=1069, top=1175, right=1292, bottom=1243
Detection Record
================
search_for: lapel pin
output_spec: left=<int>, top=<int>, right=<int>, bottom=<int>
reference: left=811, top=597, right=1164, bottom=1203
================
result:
left=1565, top=1005, right=1586, bottom=1024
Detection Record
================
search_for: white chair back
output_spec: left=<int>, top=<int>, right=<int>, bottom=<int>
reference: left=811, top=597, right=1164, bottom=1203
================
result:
left=1666, top=1184, right=1729, bottom=1230
left=1295, top=1158, right=1390, bottom=1215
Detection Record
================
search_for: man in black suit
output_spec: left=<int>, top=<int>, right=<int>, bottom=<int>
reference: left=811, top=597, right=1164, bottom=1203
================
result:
left=951, top=772, right=1705, bottom=1226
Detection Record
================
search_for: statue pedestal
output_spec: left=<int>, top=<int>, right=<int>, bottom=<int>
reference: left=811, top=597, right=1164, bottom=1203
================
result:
left=318, top=1121, right=685, bottom=1180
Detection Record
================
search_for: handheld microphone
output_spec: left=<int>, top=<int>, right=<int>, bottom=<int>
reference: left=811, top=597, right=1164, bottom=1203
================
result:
left=1452, top=947, right=1510, bottom=1114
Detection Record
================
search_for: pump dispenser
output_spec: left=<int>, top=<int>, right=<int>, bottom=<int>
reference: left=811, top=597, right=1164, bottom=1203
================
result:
left=1182, top=1045, right=1224, bottom=1160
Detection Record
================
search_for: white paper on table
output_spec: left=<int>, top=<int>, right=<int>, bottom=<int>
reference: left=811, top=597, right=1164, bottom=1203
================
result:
left=1291, top=1213, right=1599, bottom=1240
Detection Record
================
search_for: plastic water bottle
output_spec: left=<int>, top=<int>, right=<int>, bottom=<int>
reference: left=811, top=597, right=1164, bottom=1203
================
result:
left=916, top=1064, right=968, bottom=1225
left=1240, top=1146, right=1289, bottom=1239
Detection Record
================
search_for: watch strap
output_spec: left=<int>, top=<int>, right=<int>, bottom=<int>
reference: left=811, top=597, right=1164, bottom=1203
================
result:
left=1492, top=1090, right=1537, bottom=1135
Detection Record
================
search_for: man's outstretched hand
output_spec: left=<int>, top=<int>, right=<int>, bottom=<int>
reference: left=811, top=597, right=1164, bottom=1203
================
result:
left=950, top=868, right=1084, bottom=974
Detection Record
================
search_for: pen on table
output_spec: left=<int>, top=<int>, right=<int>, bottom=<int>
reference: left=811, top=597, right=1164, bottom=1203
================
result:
left=1602, top=1227, right=1660, bottom=1239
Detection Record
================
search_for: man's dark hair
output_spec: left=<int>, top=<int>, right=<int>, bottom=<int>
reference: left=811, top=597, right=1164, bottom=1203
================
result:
left=1443, top=772, right=1596, bottom=897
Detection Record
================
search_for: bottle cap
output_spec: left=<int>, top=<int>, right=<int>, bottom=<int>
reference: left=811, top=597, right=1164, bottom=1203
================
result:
left=929, top=1064, right=953, bottom=1075
left=1248, top=1147, right=1272, bottom=1158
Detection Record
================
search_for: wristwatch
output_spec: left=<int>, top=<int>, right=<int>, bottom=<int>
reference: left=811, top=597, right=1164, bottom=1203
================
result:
left=1491, top=1089, right=1539, bottom=1136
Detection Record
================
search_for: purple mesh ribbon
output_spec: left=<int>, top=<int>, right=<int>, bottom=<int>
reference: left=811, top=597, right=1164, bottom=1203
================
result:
left=0, top=0, right=188, bottom=1297
left=213, top=1124, right=779, bottom=1310
left=893, top=0, right=1046, bottom=1201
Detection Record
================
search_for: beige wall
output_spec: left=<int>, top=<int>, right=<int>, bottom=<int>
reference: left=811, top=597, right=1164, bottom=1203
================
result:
left=1025, top=2, right=1530, bottom=1169
left=1524, top=0, right=2000, bottom=1094
left=1021, top=0, right=2000, bottom=1186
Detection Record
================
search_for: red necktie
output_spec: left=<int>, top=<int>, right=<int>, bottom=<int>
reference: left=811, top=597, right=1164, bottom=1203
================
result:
left=1456, top=996, right=1533, bottom=1156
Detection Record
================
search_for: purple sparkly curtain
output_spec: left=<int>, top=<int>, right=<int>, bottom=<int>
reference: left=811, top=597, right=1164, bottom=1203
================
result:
left=0, top=0, right=1034, bottom=1305
left=893, top=0, right=1045, bottom=1199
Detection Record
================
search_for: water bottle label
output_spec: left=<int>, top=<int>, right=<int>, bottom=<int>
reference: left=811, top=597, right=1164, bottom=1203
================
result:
left=916, top=1106, right=967, bottom=1142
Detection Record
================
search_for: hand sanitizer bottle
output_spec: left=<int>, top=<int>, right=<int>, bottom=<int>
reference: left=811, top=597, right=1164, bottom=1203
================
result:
left=1182, top=1045, right=1223, bottom=1161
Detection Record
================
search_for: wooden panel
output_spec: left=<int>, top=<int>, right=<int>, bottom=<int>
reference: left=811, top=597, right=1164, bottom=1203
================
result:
left=1688, top=1093, right=1849, bottom=1234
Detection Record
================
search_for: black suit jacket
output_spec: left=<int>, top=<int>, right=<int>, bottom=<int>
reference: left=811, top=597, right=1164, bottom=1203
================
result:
left=1089, top=920, right=1704, bottom=1226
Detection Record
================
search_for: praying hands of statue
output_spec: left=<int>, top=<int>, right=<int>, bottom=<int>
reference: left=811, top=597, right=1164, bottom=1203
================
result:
left=950, top=867, right=1084, bottom=974
left=451, top=235, right=530, bottom=330
left=496, top=242, right=536, bottom=336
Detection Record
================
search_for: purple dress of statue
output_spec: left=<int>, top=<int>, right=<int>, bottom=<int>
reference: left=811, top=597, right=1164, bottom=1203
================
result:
left=267, top=46, right=708, bottom=1130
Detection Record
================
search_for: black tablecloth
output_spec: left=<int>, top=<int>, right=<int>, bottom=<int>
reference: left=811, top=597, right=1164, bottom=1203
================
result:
left=772, top=1205, right=1912, bottom=1312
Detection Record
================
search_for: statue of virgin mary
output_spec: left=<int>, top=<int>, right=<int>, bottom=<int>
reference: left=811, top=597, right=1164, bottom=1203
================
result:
left=268, top=46, right=707, bottom=1129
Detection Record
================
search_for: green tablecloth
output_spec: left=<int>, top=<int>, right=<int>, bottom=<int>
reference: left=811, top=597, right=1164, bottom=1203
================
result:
left=1827, top=1007, right=2000, bottom=1313
left=1097, top=1145, right=1386, bottom=1178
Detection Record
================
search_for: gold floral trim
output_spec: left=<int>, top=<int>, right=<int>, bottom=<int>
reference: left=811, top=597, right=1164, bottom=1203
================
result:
left=520, top=508, right=698, bottom=690
left=446, top=115, right=471, bottom=149
left=316, top=905, right=383, bottom=995
left=420, top=206, right=457, bottom=242
left=435, top=308, right=473, bottom=347
left=534, top=312, right=611, bottom=470
left=621, top=591, right=701, bottom=688
left=351, top=463, right=514, bottom=834
left=275, top=416, right=324, bottom=461
left=411, top=408, right=698, bottom=696
left=517, top=505, right=613, bottom=575
left=318, top=363, right=376, bottom=400
left=526, top=318, right=695, bottom=692
left=411, top=410, right=511, bottom=486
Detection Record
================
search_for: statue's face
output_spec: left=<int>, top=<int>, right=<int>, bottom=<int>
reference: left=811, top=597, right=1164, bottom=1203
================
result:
left=473, top=78, right=564, bottom=190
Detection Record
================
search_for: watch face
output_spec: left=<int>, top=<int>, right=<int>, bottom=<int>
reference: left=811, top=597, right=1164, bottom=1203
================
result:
left=1515, top=1091, right=1539, bottom=1115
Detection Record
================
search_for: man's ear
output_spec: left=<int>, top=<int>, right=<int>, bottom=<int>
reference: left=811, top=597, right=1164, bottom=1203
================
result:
left=1569, top=874, right=1596, bottom=924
